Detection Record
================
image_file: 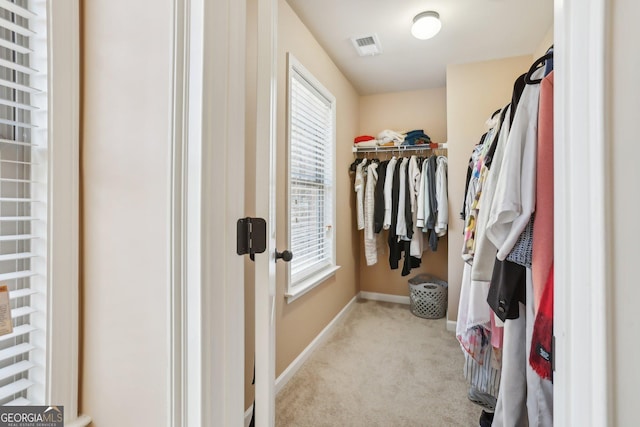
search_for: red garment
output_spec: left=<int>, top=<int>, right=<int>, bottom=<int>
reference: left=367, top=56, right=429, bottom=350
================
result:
left=354, top=135, right=375, bottom=143
left=532, top=71, right=554, bottom=313
left=530, top=264, right=553, bottom=381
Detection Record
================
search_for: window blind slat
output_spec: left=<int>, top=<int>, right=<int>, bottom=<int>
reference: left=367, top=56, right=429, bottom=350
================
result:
left=9, top=287, right=36, bottom=299
left=0, top=271, right=35, bottom=281
left=5, top=397, right=31, bottom=406
left=0, top=217, right=38, bottom=222
left=0, top=198, right=35, bottom=202
left=0, top=0, right=38, bottom=19
left=0, top=343, right=35, bottom=362
left=0, top=360, right=35, bottom=382
left=0, top=98, right=39, bottom=111
left=0, top=58, right=39, bottom=75
left=0, top=16, right=35, bottom=37
left=0, top=138, right=36, bottom=147
left=0, top=252, right=35, bottom=262
left=0, top=77, right=42, bottom=94
left=0, top=324, right=36, bottom=343
left=0, top=37, right=32, bottom=54
left=11, top=306, right=37, bottom=319
left=0, top=234, right=36, bottom=242
left=0, top=117, right=38, bottom=129
left=0, top=379, right=34, bottom=401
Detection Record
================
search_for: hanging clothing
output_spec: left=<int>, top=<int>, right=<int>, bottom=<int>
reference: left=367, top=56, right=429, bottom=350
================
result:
left=382, top=157, right=398, bottom=230
left=396, top=158, right=409, bottom=240
left=354, top=158, right=368, bottom=230
left=471, top=106, right=512, bottom=281
left=373, top=160, right=389, bottom=234
left=532, top=71, right=555, bottom=312
left=486, top=66, right=545, bottom=260
left=408, top=156, right=425, bottom=257
left=364, top=162, right=379, bottom=266
left=435, top=156, right=449, bottom=237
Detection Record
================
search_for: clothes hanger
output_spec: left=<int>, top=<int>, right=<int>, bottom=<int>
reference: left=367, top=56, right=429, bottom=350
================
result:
left=525, top=52, right=553, bottom=84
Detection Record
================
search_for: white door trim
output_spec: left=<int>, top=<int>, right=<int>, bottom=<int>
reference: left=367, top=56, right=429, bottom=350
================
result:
left=171, top=0, right=247, bottom=425
left=554, top=0, right=613, bottom=425
left=254, top=0, right=278, bottom=426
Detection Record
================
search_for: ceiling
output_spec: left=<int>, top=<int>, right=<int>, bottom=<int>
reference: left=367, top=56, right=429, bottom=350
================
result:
left=286, top=0, right=554, bottom=95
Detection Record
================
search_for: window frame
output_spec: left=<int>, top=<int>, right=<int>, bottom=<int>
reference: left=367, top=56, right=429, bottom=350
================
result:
left=41, top=0, right=87, bottom=424
left=285, top=53, right=339, bottom=303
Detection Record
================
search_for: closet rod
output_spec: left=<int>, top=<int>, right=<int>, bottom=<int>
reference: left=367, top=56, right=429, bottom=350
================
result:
left=352, top=142, right=448, bottom=154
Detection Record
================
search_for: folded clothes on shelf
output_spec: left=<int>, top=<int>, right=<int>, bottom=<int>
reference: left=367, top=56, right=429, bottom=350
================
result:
left=402, top=129, right=431, bottom=145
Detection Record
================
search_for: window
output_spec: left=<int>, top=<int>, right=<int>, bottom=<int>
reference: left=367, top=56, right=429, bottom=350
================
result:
left=0, top=0, right=85, bottom=423
left=286, top=54, right=339, bottom=302
left=0, top=0, right=49, bottom=405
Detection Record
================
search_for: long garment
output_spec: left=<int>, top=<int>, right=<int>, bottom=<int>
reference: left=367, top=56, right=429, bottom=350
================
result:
left=382, top=157, right=398, bottom=230
left=373, top=160, right=389, bottom=234
left=532, top=71, right=555, bottom=312
left=434, top=156, right=449, bottom=237
left=354, top=158, right=368, bottom=230
left=492, top=269, right=553, bottom=427
left=408, top=156, right=424, bottom=257
left=363, top=162, right=379, bottom=266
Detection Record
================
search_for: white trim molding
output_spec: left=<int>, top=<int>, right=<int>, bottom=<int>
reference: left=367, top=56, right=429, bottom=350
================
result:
left=47, top=0, right=89, bottom=425
left=359, top=291, right=410, bottom=305
left=169, top=0, right=188, bottom=425
left=554, top=0, right=613, bottom=425
left=173, top=0, right=247, bottom=426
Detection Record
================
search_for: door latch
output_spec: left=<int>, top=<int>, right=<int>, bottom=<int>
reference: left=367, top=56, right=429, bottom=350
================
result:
left=237, top=217, right=267, bottom=261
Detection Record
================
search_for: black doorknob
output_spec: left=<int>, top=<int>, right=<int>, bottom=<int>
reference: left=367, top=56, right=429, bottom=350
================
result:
left=275, top=250, right=293, bottom=262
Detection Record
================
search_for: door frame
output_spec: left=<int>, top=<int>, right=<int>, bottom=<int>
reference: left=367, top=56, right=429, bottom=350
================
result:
left=169, top=0, right=615, bottom=425
left=253, top=0, right=278, bottom=426
left=170, top=0, right=247, bottom=425
left=553, top=0, right=613, bottom=425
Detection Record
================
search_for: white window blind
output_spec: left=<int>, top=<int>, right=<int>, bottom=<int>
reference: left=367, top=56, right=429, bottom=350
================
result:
left=0, top=0, right=47, bottom=406
left=287, top=54, right=337, bottom=294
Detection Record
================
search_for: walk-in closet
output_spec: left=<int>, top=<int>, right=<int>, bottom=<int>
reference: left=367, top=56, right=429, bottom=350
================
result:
left=244, top=0, right=554, bottom=425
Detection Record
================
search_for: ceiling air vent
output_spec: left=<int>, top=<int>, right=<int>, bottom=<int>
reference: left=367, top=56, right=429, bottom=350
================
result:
left=351, top=34, right=382, bottom=57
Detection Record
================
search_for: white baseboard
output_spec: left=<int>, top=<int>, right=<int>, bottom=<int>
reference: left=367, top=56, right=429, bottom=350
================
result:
left=446, top=319, right=457, bottom=332
left=359, top=291, right=410, bottom=305
left=274, top=295, right=358, bottom=395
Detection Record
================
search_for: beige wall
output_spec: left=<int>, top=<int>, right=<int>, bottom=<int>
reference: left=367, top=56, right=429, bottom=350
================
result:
left=244, top=0, right=361, bottom=408
left=81, top=0, right=172, bottom=424
left=534, top=25, right=554, bottom=59
left=445, top=55, right=535, bottom=321
left=611, top=0, right=639, bottom=424
left=358, top=88, right=449, bottom=295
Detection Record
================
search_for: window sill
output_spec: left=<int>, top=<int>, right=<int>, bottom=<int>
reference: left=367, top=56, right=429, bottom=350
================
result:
left=286, top=265, right=341, bottom=304
left=65, top=415, right=92, bottom=427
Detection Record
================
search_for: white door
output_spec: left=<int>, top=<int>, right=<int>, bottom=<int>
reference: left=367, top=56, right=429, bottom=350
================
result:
left=254, top=0, right=279, bottom=426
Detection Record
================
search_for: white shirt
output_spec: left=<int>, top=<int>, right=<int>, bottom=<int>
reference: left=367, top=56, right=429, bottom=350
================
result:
left=382, top=157, right=398, bottom=230
left=354, top=158, right=368, bottom=230
left=486, top=68, right=544, bottom=259
left=408, top=156, right=424, bottom=257
left=435, top=156, right=448, bottom=237
left=396, top=158, right=409, bottom=240
left=364, top=162, right=379, bottom=266
left=471, top=106, right=511, bottom=281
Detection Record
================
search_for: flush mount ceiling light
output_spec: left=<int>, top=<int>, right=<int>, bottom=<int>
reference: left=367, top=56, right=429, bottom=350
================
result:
left=411, top=11, right=442, bottom=40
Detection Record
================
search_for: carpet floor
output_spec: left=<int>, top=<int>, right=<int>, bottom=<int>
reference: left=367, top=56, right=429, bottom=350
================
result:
left=275, top=299, right=481, bottom=427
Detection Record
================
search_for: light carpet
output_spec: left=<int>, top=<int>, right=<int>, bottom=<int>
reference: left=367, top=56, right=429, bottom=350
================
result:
left=275, top=299, right=481, bottom=426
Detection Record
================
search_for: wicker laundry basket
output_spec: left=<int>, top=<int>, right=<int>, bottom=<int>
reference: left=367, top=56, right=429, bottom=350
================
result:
left=408, top=274, right=448, bottom=319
